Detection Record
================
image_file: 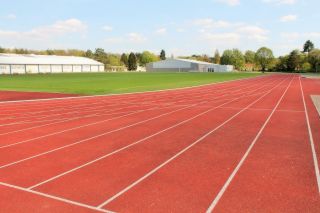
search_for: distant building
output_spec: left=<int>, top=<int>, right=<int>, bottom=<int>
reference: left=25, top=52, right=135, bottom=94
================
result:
left=146, top=58, right=233, bottom=72
left=0, top=54, right=104, bottom=74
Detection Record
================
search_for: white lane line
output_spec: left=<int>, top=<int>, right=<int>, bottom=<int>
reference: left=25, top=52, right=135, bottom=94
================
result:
left=29, top=80, right=273, bottom=189
left=0, top=106, right=167, bottom=149
left=1, top=78, right=278, bottom=169
left=0, top=102, right=172, bottom=135
left=299, top=77, right=320, bottom=194
left=0, top=80, right=242, bottom=124
left=96, top=76, right=288, bottom=209
left=0, top=74, right=266, bottom=105
left=0, top=75, right=264, bottom=120
left=0, top=181, right=114, bottom=213
left=0, top=106, right=192, bottom=169
left=0, top=109, right=135, bottom=136
left=206, top=76, right=294, bottom=213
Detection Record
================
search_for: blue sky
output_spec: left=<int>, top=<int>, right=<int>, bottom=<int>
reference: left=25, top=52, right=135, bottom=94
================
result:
left=0, top=0, right=319, bottom=56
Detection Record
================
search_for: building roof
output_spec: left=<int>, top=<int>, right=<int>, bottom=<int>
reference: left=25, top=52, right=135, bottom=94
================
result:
left=0, top=54, right=103, bottom=65
left=175, top=58, right=215, bottom=65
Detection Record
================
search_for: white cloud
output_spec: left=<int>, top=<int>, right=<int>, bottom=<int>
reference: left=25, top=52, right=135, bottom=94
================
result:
left=280, top=32, right=320, bottom=41
left=0, top=18, right=87, bottom=49
left=193, top=18, right=269, bottom=43
left=280, top=15, right=297, bottom=22
left=6, top=14, right=16, bottom=20
left=102, top=25, right=113, bottom=32
left=176, top=28, right=185, bottom=33
left=263, top=0, right=296, bottom=5
left=202, top=32, right=240, bottom=43
left=105, top=32, right=147, bottom=44
left=192, top=18, right=231, bottom=29
left=215, top=0, right=240, bottom=6
left=127, top=33, right=147, bottom=43
left=104, top=37, right=124, bottom=43
left=236, top=25, right=268, bottom=41
left=155, top=28, right=167, bottom=35
left=0, top=18, right=87, bottom=40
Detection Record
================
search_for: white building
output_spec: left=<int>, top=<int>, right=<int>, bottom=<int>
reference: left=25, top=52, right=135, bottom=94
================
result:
left=147, top=58, right=233, bottom=72
left=0, top=54, right=104, bottom=74
left=146, top=58, right=233, bottom=72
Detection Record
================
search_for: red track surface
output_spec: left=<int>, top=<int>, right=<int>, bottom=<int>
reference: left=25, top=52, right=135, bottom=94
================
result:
left=0, top=74, right=319, bottom=213
left=0, top=91, right=77, bottom=102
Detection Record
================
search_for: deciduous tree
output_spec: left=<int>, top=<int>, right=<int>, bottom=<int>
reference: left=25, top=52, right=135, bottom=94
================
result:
left=255, top=47, right=274, bottom=72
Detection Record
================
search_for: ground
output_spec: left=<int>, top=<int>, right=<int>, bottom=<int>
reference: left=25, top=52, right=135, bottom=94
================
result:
left=0, top=72, right=262, bottom=95
left=0, top=73, right=319, bottom=213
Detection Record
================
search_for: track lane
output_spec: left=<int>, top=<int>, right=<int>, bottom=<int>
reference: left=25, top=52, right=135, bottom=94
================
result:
left=208, top=76, right=320, bottom=212
left=0, top=76, right=274, bottom=166
left=23, top=76, right=287, bottom=206
left=96, top=76, right=291, bottom=212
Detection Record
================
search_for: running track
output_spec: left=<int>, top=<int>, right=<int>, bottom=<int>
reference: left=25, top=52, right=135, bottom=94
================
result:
left=0, top=74, right=319, bottom=212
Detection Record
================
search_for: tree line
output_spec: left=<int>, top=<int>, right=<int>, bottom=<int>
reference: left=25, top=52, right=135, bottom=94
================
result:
left=207, top=40, right=319, bottom=73
left=1, top=40, right=319, bottom=72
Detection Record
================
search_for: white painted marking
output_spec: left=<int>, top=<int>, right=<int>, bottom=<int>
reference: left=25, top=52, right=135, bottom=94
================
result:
left=0, top=181, right=114, bottom=213
left=0, top=106, right=163, bottom=149
left=0, top=106, right=191, bottom=168
left=206, top=76, right=294, bottom=213
left=299, top=77, right=320, bottom=194
left=0, top=77, right=278, bottom=169
left=96, top=76, right=288, bottom=209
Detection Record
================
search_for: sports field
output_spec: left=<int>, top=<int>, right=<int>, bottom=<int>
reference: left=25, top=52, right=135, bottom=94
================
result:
left=0, top=72, right=262, bottom=95
left=0, top=74, right=319, bottom=212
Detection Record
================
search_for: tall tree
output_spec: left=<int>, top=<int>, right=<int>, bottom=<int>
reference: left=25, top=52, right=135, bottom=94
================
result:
left=221, top=49, right=245, bottom=70
left=120, top=53, right=128, bottom=67
left=140, top=51, right=159, bottom=66
left=85, top=50, right=94, bottom=58
left=160, top=49, right=166, bottom=60
left=0, top=46, right=5, bottom=53
left=287, top=49, right=300, bottom=71
left=308, top=49, right=320, bottom=72
left=255, top=47, right=274, bottom=72
left=303, top=40, right=314, bottom=53
left=128, top=52, right=137, bottom=71
left=213, top=50, right=220, bottom=64
left=244, top=50, right=255, bottom=64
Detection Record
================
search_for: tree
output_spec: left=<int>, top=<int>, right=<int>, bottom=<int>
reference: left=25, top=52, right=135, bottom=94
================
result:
left=255, top=47, right=274, bottom=72
left=274, top=55, right=289, bottom=72
left=128, top=52, right=137, bottom=71
left=0, top=46, right=5, bottom=53
left=85, top=50, right=94, bottom=58
left=213, top=50, right=220, bottom=64
left=160, top=49, right=166, bottom=60
left=140, top=51, right=159, bottom=66
left=120, top=53, right=128, bottom=67
left=244, top=50, right=255, bottom=64
left=308, top=49, right=320, bottom=72
left=303, top=40, right=314, bottom=53
left=221, top=49, right=245, bottom=70
left=199, top=54, right=211, bottom=63
left=94, top=48, right=108, bottom=64
left=287, top=50, right=300, bottom=72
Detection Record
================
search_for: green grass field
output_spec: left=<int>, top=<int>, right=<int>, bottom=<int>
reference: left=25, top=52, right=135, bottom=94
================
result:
left=0, top=72, right=263, bottom=95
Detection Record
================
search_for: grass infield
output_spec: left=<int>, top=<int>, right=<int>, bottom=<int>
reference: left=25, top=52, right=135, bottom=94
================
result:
left=0, top=72, right=263, bottom=95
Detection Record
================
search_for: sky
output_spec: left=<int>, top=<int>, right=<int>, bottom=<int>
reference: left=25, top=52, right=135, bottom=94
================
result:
left=0, top=0, right=319, bottom=57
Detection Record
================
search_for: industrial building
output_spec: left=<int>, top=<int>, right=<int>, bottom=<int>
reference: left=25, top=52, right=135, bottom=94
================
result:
left=146, top=58, right=233, bottom=72
left=0, top=54, right=104, bottom=74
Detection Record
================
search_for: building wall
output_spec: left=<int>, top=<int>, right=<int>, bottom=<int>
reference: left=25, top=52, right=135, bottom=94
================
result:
left=146, top=60, right=233, bottom=72
left=0, top=65, right=11, bottom=74
left=0, top=64, right=105, bottom=74
left=147, top=60, right=198, bottom=72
